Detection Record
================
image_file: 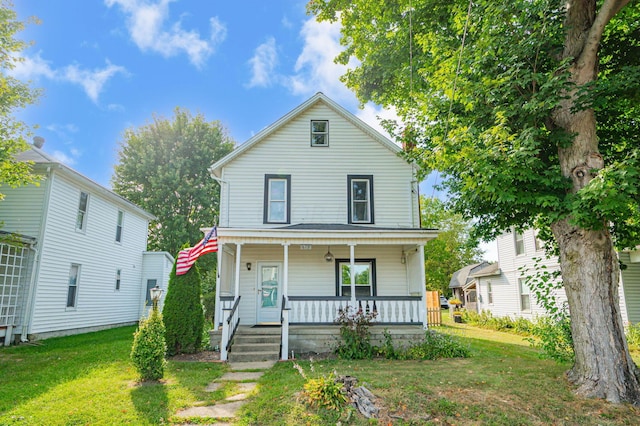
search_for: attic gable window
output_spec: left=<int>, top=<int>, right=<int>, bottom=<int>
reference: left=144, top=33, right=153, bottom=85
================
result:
left=311, top=120, right=329, bottom=146
left=264, top=174, right=291, bottom=224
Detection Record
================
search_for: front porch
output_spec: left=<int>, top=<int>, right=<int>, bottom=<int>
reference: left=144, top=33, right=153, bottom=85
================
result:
left=211, top=224, right=437, bottom=361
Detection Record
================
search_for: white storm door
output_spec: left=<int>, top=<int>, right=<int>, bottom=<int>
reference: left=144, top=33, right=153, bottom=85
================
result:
left=257, top=262, right=282, bottom=323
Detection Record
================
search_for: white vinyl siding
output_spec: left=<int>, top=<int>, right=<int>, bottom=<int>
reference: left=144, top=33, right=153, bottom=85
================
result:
left=219, top=103, right=415, bottom=228
left=619, top=252, right=640, bottom=324
left=29, top=173, right=151, bottom=335
left=0, top=178, right=48, bottom=238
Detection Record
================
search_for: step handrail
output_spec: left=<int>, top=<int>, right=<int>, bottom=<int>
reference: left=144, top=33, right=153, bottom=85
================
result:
left=220, top=295, right=241, bottom=361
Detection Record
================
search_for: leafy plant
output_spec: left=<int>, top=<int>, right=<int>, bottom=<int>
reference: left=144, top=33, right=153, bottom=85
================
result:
left=130, top=308, right=167, bottom=381
left=527, top=315, right=574, bottom=363
left=403, top=330, right=471, bottom=360
left=333, top=306, right=377, bottom=360
left=627, top=323, right=640, bottom=351
left=377, top=329, right=400, bottom=360
left=294, top=363, right=347, bottom=411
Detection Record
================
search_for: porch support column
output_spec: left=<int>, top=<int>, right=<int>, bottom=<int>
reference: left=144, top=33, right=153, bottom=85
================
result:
left=214, top=242, right=223, bottom=328
left=349, top=244, right=356, bottom=307
left=282, top=243, right=289, bottom=297
left=418, top=244, right=428, bottom=329
left=234, top=243, right=242, bottom=298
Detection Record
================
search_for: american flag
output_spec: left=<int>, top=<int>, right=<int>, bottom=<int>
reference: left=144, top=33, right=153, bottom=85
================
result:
left=176, top=227, right=218, bottom=275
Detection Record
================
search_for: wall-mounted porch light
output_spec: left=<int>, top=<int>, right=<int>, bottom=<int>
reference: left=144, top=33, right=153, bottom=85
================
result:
left=246, top=262, right=252, bottom=271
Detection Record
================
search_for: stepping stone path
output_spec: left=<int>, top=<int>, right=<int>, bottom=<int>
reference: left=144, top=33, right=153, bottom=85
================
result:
left=175, top=360, right=276, bottom=425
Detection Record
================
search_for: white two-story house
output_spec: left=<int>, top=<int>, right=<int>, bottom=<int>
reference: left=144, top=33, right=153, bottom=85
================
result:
left=209, top=93, right=437, bottom=360
left=0, top=143, right=173, bottom=344
left=456, top=229, right=640, bottom=325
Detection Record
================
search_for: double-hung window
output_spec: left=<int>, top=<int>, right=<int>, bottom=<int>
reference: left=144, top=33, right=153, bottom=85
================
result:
left=264, top=175, right=291, bottom=224
left=67, top=264, right=80, bottom=308
left=310, top=120, right=329, bottom=146
left=115, top=269, right=122, bottom=291
left=336, top=259, right=376, bottom=297
left=115, top=210, right=124, bottom=243
left=76, top=192, right=89, bottom=231
left=514, top=230, right=525, bottom=255
left=348, top=175, right=374, bottom=224
left=518, top=277, right=531, bottom=311
left=487, top=281, right=493, bottom=304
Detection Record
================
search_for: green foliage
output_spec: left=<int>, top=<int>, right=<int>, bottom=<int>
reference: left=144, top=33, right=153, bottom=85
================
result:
left=333, top=307, right=376, bottom=360
left=626, top=323, right=640, bottom=351
left=130, top=309, right=167, bottom=381
left=421, top=197, right=482, bottom=295
left=111, top=108, right=234, bottom=257
left=200, top=265, right=216, bottom=323
left=461, top=310, right=532, bottom=335
left=377, top=329, right=400, bottom=360
left=402, top=330, right=471, bottom=360
left=0, top=2, right=41, bottom=200
left=162, top=262, right=205, bottom=356
left=527, top=316, right=574, bottom=363
left=294, top=363, right=348, bottom=411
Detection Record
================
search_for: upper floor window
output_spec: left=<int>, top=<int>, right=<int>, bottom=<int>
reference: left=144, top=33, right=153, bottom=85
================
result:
left=310, top=120, right=329, bottom=146
left=514, top=230, right=524, bottom=255
left=264, top=174, right=291, bottom=224
left=534, top=230, right=544, bottom=252
left=76, top=192, right=89, bottom=231
left=336, top=259, right=376, bottom=297
left=115, top=210, right=124, bottom=243
left=518, top=277, right=531, bottom=311
left=67, top=264, right=80, bottom=308
left=348, top=175, right=374, bottom=224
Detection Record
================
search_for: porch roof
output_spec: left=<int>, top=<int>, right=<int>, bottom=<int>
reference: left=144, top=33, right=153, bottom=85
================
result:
left=209, top=223, right=438, bottom=245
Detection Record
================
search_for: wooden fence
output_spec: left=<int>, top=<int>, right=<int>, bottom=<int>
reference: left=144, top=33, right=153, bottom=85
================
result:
left=426, top=291, right=442, bottom=326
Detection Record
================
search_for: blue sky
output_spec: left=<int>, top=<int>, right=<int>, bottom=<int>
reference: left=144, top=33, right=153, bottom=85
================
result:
left=11, top=0, right=496, bottom=260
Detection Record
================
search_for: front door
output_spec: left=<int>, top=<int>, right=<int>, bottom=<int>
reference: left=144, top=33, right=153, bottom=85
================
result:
left=257, top=262, right=282, bottom=323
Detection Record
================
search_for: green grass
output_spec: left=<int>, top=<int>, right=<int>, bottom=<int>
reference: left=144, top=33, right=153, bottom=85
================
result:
left=0, top=326, right=227, bottom=425
left=2, top=322, right=640, bottom=425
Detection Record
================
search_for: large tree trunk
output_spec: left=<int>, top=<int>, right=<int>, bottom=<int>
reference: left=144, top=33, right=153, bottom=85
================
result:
left=550, top=0, right=640, bottom=403
left=551, top=221, right=640, bottom=403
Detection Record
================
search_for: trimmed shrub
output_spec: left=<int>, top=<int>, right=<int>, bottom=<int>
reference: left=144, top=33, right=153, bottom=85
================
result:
left=403, top=330, right=471, bottom=360
left=162, top=262, right=205, bottom=356
left=131, top=308, right=167, bottom=381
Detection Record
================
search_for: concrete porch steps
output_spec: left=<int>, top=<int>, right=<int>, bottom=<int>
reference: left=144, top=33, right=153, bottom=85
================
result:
left=228, top=326, right=281, bottom=363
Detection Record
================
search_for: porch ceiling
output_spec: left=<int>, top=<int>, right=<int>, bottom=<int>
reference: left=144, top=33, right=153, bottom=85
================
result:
left=210, top=224, right=438, bottom=245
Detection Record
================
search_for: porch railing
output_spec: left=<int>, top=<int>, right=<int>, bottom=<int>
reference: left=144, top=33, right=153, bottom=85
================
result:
left=220, top=296, right=241, bottom=361
left=218, top=296, right=235, bottom=326
left=287, top=296, right=422, bottom=324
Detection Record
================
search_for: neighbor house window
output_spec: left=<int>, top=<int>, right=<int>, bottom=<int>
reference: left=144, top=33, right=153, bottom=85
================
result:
left=76, top=192, right=89, bottom=231
left=263, top=175, right=291, bottom=224
left=145, top=279, right=157, bottom=306
left=518, top=278, right=531, bottom=311
left=310, top=120, right=329, bottom=146
left=115, top=210, right=124, bottom=243
left=336, top=259, right=376, bottom=297
left=67, top=264, right=80, bottom=308
left=487, top=281, right=493, bottom=304
left=115, top=269, right=121, bottom=291
left=348, top=175, right=374, bottom=224
left=514, top=230, right=525, bottom=255
left=534, top=230, right=544, bottom=252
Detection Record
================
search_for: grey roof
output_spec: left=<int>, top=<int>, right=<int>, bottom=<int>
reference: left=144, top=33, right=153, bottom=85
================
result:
left=278, top=223, right=437, bottom=232
left=16, top=146, right=156, bottom=221
left=469, top=262, right=501, bottom=278
left=449, top=261, right=492, bottom=289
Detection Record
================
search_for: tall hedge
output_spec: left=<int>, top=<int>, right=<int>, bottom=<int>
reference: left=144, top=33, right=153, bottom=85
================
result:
left=162, top=262, right=204, bottom=356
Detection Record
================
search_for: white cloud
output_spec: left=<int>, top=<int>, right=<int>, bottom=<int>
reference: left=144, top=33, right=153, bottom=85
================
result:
left=247, top=37, right=278, bottom=88
left=51, top=150, right=78, bottom=166
left=62, top=61, right=127, bottom=103
left=45, top=123, right=79, bottom=140
left=287, top=17, right=354, bottom=102
left=9, top=52, right=126, bottom=103
left=105, top=0, right=226, bottom=68
left=355, top=104, right=400, bottom=141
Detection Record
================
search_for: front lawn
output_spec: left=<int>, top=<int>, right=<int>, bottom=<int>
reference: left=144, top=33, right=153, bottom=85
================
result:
left=1, top=323, right=639, bottom=425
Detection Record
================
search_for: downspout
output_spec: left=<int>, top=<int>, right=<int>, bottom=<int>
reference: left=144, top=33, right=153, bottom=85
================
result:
left=21, top=166, right=54, bottom=341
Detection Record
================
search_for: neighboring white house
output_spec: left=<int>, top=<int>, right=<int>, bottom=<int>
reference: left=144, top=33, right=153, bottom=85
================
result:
left=452, top=228, right=640, bottom=325
left=208, top=92, right=438, bottom=360
left=0, top=143, right=173, bottom=344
